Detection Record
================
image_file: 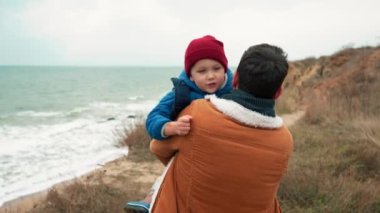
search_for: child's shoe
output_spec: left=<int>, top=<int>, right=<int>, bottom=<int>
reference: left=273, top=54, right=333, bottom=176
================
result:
left=124, top=201, right=150, bottom=213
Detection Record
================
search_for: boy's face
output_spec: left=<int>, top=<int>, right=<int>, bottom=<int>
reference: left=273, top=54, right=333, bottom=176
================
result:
left=190, top=59, right=226, bottom=94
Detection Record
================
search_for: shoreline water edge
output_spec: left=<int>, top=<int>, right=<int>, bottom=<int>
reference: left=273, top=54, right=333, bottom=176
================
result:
left=0, top=155, right=162, bottom=213
left=0, top=66, right=181, bottom=210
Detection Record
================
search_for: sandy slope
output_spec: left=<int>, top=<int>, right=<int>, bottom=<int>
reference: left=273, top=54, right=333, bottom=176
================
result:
left=0, top=158, right=164, bottom=213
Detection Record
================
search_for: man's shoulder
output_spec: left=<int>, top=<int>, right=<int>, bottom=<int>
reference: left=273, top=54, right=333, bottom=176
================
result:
left=189, top=98, right=214, bottom=108
left=180, top=98, right=216, bottom=116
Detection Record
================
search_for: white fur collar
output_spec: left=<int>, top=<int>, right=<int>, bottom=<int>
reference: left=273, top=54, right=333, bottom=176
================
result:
left=205, top=95, right=283, bottom=129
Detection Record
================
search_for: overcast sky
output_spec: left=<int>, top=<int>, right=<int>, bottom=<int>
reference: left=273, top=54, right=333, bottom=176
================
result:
left=1, top=0, right=379, bottom=66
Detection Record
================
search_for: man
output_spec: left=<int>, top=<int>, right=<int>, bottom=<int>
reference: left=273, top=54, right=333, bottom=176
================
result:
left=150, top=44, right=293, bottom=213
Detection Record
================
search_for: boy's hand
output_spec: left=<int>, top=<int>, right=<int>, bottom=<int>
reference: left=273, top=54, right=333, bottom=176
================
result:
left=164, top=115, right=192, bottom=136
left=176, top=115, right=192, bottom=135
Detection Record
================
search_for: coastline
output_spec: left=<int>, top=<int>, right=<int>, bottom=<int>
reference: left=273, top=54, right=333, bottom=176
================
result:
left=0, top=156, right=164, bottom=213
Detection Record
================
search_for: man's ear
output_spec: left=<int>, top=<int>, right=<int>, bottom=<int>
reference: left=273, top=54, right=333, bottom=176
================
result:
left=233, top=71, right=239, bottom=88
left=273, top=86, right=282, bottom=99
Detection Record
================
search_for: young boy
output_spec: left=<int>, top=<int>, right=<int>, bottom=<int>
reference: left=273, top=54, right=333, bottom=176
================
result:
left=125, top=35, right=233, bottom=213
left=146, top=35, right=233, bottom=141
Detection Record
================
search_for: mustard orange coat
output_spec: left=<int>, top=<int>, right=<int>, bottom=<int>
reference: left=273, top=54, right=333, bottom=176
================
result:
left=151, top=95, right=293, bottom=213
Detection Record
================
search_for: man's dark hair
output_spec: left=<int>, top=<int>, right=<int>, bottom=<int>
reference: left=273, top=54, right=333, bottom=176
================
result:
left=236, top=44, right=288, bottom=99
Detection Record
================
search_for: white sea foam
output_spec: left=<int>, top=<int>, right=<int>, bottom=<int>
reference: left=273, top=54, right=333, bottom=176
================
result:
left=0, top=100, right=155, bottom=207
left=0, top=117, right=129, bottom=206
left=15, top=110, right=65, bottom=117
left=128, top=95, right=144, bottom=101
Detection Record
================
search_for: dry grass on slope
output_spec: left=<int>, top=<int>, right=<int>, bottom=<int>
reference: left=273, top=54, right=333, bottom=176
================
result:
left=278, top=54, right=380, bottom=212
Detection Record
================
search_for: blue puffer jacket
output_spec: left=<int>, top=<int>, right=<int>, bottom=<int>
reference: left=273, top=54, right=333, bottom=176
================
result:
left=146, top=69, right=233, bottom=140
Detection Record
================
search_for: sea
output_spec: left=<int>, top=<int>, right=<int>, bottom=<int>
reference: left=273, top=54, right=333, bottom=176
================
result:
left=0, top=66, right=180, bottom=206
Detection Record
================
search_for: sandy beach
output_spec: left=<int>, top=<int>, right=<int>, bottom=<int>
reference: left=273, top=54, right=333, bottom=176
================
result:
left=0, top=157, right=164, bottom=213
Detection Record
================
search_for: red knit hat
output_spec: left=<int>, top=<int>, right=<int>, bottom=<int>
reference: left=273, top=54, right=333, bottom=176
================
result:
left=184, top=35, right=228, bottom=76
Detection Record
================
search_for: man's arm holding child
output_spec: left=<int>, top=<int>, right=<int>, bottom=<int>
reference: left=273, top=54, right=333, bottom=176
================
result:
left=150, top=115, right=192, bottom=165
